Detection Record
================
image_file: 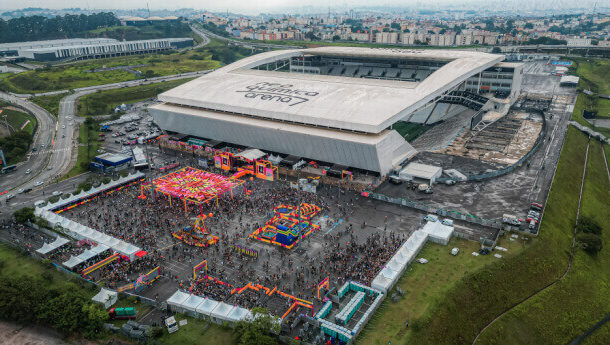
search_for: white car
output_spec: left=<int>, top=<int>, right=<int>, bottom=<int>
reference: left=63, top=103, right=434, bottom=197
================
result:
left=17, top=188, right=24, bottom=194
left=52, top=191, right=63, bottom=196
left=62, top=125, right=66, bottom=129
left=25, top=169, right=31, bottom=174
left=34, top=181, right=43, bottom=186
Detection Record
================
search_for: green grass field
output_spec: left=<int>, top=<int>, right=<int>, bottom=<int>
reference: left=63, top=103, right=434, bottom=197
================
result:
left=392, top=122, right=432, bottom=142
left=0, top=45, right=222, bottom=94
left=63, top=122, right=100, bottom=179
left=355, top=236, right=529, bottom=345
left=1, top=107, right=37, bottom=136
left=571, top=58, right=610, bottom=138
left=366, top=127, right=588, bottom=345
left=0, top=243, right=96, bottom=297
left=30, top=93, right=65, bottom=117
left=156, top=316, right=234, bottom=345
left=476, top=139, right=610, bottom=345
left=78, top=78, right=194, bottom=116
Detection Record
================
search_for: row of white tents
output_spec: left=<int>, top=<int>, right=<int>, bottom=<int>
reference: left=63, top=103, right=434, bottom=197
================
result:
left=166, top=290, right=254, bottom=327
left=371, top=220, right=454, bottom=293
left=35, top=236, right=70, bottom=256
left=40, top=172, right=145, bottom=212
left=34, top=172, right=145, bottom=261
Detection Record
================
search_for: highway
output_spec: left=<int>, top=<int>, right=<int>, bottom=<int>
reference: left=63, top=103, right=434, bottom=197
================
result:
left=192, top=23, right=304, bottom=50
left=1, top=27, right=213, bottom=208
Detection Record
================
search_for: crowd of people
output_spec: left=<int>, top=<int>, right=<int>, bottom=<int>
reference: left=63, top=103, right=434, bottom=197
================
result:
left=33, top=166, right=411, bottom=319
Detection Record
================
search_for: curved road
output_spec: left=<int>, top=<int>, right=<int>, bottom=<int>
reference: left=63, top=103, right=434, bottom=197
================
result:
left=1, top=27, right=213, bottom=204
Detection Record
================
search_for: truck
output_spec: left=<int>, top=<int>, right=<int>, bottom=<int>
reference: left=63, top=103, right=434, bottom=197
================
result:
left=108, top=307, right=137, bottom=320
left=418, top=183, right=433, bottom=194
left=165, top=316, right=179, bottom=334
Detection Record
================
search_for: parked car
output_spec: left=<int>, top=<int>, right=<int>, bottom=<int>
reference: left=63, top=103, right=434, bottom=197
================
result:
left=34, top=181, right=43, bottom=186
left=25, top=169, right=31, bottom=174
left=52, top=191, right=63, bottom=196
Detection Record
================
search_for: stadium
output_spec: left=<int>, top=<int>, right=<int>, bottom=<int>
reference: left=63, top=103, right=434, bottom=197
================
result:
left=150, top=47, right=522, bottom=176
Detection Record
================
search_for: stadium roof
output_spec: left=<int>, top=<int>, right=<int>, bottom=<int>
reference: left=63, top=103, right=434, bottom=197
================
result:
left=158, top=46, right=503, bottom=134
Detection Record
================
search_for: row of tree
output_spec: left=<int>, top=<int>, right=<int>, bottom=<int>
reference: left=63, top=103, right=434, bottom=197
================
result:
left=0, top=130, right=33, bottom=165
left=0, top=12, right=120, bottom=43
left=0, top=262, right=107, bottom=338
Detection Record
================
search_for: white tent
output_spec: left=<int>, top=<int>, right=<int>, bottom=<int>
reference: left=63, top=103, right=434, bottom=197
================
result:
left=371, top=274, right=394, bottom=293
left=63, top=256, right=83, bottom=269
left=421, top=221, right=454, bottom=245
left=36, top=236, right=69, bottom=255
left=182, top=294, right=205, bottom=317
left=210, top=302, right=235, bottom=325
left=92, top=288, right=118, bottom=309
left=166, top=290, right=191, bottom=314
left=227, top=307, right=252, bottom=323
left=195, top=298, right=219, bottom=318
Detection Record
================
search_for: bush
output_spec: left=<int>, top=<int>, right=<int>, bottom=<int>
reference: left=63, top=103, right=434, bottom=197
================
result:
left=577, top=233, right=603, bottom=255
left=576, top=216, right=603, bottom=235
left=14, top=207, right=35, bottom=224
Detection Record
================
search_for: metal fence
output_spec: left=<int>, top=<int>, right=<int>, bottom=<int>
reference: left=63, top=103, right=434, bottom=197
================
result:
left=364, top=191, right=502, bottom=230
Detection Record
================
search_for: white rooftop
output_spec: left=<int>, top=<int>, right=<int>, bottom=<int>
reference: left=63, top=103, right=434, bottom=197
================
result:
left=400, top=162, right=443, bottom=179
left=158, top=47, right=503, bottom=134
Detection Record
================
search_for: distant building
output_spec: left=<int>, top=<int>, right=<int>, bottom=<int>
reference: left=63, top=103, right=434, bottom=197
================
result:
left=567, top=37, right=592, bottom=46
left=13, top=38, right=193, bottom=61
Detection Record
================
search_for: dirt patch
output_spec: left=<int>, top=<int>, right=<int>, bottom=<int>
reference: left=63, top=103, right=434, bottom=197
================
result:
left=0, top=320, right=66, bottom=345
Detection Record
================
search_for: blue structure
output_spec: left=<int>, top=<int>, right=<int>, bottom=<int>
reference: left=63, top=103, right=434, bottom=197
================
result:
left=91, top=153, right=132, bottom=172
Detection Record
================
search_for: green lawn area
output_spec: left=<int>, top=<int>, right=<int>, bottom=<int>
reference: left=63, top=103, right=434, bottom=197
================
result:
left=571, top=58, right=610, bottom=137
left=156, top=316, right=234, bottom=345
left=356, top=236, right=529, bottom=345
left=0, top=243, right=97, bottom=297
left=0, top=45, right=222, bottom=94
left=476, top=139, right=610, bottom=345
left=373, top=127, right=587, bottom=345
left=78, top=78, right=194, bottom=116
left=391, top=121, right=432, bottom=142
left=63, top=121, right=100, bottom=179
left=1, top=107, right=37, bottom=136
left=30, top=93, right=65, bottom=117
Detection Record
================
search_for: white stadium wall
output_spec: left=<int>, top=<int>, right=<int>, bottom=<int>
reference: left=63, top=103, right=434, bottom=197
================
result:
left=150, top=104, right=417, bottom=175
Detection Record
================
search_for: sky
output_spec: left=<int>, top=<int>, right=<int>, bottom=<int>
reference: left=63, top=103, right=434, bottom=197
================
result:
left=1, top=0, right=601, bottom=15
left=1, top=0, right=485, bottom=14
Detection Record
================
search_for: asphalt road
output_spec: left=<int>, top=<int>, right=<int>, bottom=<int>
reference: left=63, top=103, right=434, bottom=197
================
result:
left=0, top=92, right=56, bottom=193
left=2, top=39, right=214, bottom=207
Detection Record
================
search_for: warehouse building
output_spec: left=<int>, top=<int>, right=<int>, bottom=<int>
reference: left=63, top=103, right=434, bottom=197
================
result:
left=150, top=47, right=522, bottom=176
left=1, top=37, right=193, bottom=61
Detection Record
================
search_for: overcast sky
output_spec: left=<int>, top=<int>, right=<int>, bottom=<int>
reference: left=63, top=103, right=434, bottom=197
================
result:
left=1, top=0, right=600, bottom=15
left=2, top=0, right=474, bottom=14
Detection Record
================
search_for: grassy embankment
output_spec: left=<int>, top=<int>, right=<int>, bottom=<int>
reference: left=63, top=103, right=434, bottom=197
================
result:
left=63, top=119, right=101, bottom=179
left=30, top=93, right=65, bottom=117
left=78, top=77, right=194, bottom=116
left=356, top=236, right=529, bottom=345
left=475, top=136, right=610, bottom=345
left=356, top=127, right=590, bottom=345
left=0, top=38, right=233, bottom=94
left=0, top=105, right=38, bottom=164
left=1, top=106, right=37, bottom=136
left=570, top=58, right=610, bottom=138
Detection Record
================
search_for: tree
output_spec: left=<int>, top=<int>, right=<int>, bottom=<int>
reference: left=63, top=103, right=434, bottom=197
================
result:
left=144, top=70, right=156, bottom=78
left=332, top=35, right=340, bottom=41
left=14, top=207, right=35, bottom=224
left=577, top=233, right=602, bottom=255
left=491, top=47, right=502, bottom=53
left=576, top=216, right=602, bottom=235
left=233, top=308, right=278, bottom=345
left=390, top=22, right=401, bottom=30
left=524, top=22, right=534, bottom=29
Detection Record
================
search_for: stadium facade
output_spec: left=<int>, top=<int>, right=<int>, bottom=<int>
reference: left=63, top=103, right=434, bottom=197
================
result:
left=150, top=47, right=523, bottom=176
